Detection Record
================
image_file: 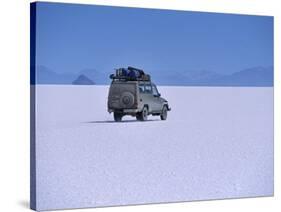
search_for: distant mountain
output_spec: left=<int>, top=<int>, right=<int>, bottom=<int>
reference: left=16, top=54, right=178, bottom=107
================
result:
left=34, top=65, right=273, bottom=87
left=184, top=70, right=223, bottom=82
left=217, top=66, right=273, bottom=86
left=154, top=66, right=273, bottom=87
left=36, top=65, right=76, bottom=84
left=35, top=66, right=110, bottom=85
left=181, top=70, right=224, bottom=85
left=72, top=74, right=95, bottom=85
left=79, top=69, right=110, bottom=84
left=153, top=70, right=224, bottom=86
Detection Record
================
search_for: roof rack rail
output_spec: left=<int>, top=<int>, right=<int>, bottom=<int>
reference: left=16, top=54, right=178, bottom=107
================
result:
left=110, top=74, right=151, bottom=81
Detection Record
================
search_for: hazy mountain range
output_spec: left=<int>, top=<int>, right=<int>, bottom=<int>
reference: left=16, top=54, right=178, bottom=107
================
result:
left=36, top=66, right=108, bottom=85
left=35, top=65, right=273, bottom=86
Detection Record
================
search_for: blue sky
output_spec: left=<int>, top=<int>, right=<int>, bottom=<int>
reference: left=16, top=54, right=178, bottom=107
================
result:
left=35, top=2, right=273, bottom=75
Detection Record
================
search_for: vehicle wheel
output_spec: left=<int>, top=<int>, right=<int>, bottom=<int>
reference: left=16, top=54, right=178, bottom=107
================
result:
left=160, top=106, right=168, bottom=120
left=136, top=113, right=142, bottom=121
left=114, top=112, right=123, bottom=122
left=136, top=106, right=148, bottom=121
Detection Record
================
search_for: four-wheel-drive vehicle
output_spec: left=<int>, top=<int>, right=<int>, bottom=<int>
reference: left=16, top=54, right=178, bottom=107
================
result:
left=107, top=66, right=171, bottom=122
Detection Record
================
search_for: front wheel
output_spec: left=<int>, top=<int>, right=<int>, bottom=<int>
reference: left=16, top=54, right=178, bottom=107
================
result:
left=136, top=106, right=148, bottom=121
left=114, top=112, right=123, bottom=122
left=160, top=106, right=168, bottom=120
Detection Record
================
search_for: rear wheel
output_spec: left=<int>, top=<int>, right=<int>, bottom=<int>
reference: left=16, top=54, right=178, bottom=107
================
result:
left=114, top=112, right=123, bottom=122
left=160, top=106, right=168, bottom=120
left=136, top=106, right=148, bottom=121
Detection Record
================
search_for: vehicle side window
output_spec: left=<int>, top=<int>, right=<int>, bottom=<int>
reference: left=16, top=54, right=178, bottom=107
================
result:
left=139, top=84, right=145, bottom=93
left=144, top=84, right=152, bottom=94
left=152, top=84, right=159, bottom=96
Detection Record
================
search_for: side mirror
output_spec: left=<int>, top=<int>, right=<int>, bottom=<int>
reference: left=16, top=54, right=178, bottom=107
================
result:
left=109, top=74, right=114, bottom=79
left=154, top=93, right=161, bottom=97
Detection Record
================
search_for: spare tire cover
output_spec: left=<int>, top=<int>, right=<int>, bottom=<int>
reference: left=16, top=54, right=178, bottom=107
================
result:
left=120, top=91, right=134, bottom=108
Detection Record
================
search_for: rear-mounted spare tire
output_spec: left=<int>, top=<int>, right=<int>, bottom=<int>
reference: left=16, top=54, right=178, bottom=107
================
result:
left=120, top=91, right=134, bottom=108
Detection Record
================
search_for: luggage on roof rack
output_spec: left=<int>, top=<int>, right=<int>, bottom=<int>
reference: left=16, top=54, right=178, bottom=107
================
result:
left=110, top=67, right=151, bottom=81
left=128, top=66, right=144, bottom=74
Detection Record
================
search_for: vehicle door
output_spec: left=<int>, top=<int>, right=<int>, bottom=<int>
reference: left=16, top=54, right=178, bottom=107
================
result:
left=139, top=83, right=150, bottom=111
left=151, top=84, right=162, bottom=112
left=140, top=83, right=154, bottom=112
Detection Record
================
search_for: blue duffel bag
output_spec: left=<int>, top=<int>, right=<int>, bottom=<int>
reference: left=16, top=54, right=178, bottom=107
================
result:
left=127, top=69, right=141, bottom=79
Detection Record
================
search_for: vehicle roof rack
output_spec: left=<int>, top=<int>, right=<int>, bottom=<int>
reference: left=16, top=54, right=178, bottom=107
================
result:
left=110, top=67, right=151, bottom=82
left=110, top=74, right=151, bottom=82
